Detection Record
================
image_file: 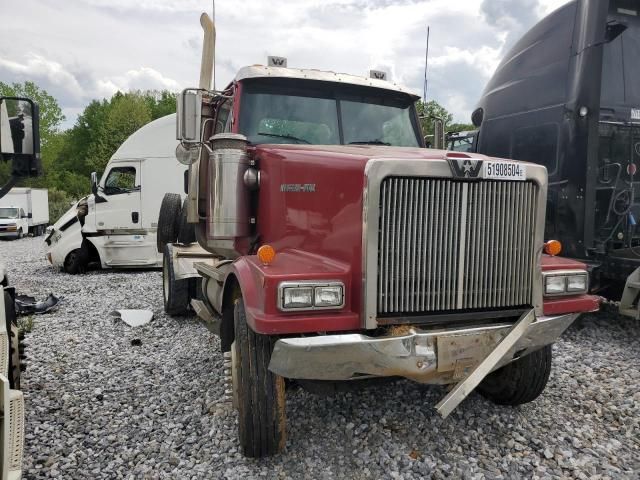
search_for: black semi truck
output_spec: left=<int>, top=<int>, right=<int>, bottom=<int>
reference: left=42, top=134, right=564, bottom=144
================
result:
left=454, top=0, right=640, bottom=315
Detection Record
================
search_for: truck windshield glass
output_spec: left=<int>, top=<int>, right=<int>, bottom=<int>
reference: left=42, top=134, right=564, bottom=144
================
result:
left=239, top=81, right=420, bottom=147
left=0, top=207, right=18, bottom=218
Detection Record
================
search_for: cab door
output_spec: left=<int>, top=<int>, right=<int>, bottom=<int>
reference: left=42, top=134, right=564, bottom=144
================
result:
left=95, top=162, right=142, bottom=231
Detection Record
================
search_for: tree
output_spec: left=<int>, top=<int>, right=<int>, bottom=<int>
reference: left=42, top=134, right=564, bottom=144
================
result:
left=85, top=92, right=153, bottom=173
left=416, top=100, right=454, bottom=139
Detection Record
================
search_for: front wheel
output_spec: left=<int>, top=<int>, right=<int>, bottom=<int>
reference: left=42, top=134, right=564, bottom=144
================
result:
left=232, top=296, right=286, bottom=457
left=477, top=345, right=552, bottom=406
left=17, top=229, right=23, bottom=239
left=63, top=248, right=88, bottom=274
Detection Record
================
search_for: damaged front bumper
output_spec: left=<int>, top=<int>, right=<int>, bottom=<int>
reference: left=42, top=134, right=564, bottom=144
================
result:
left=269, top=311, right=578, bottom=385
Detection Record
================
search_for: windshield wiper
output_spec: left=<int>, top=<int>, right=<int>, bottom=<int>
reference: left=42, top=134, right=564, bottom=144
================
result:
left=257, top=132, right=311, bottom=144
left=348, top=140, right=391, bottom=146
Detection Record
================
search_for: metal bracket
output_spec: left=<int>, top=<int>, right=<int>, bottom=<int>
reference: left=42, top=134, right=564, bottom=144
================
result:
left=435, top=308, right=535, bottom=418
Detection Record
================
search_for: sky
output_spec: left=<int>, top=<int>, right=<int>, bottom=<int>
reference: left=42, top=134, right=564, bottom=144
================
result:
left=0, top=0, right=571, bottom=129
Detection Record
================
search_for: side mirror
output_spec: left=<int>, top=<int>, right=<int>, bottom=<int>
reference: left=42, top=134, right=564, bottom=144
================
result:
left=176, top=89, right=202, bottom=143
left=0, top=97, right=41, bottom=177
left=27, top=213, right=32, bottom=219
left=433, top=118, right=445, bottom=150
left=91, top=171, right=98, bottom=195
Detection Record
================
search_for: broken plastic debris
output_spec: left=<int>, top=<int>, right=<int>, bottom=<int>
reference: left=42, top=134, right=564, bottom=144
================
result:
left=15, top=293, right=60, bottom=316
left=111, top=309, right=153, bottom=327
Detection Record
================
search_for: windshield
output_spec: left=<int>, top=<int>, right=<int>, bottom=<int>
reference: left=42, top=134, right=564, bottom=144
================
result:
left=239, top=79, right=421, bottom=147
left=0, top=207, right=19, bottom=219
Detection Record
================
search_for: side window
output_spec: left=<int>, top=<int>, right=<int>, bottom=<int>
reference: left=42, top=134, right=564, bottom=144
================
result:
left=104, top=167, right=137, bottom=195
left=215, top=101, right=232, bottom=134
left=511, top=123, right=559, bottom=175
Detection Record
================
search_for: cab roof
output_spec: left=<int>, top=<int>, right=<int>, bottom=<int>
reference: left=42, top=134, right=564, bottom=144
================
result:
left=234, top=65, right=420, bottom=100
left=111, top=114, right=177, bottom=161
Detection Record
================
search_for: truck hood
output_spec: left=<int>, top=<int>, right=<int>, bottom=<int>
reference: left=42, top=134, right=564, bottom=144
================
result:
left=0, top=219, right=19, bottom=225
left=51, top=199, right=82, bottom=231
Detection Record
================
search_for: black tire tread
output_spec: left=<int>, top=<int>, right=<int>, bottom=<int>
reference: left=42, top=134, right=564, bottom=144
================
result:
left=157, top=193, right=182, bottom=253
left=478, top=345, right=552, bottom=406
left=162, top=244, right=190, bottom=316
left=177, top=197, right=196, bottom=244
left=234, top=298, right=285, bottom=457
left=64, top=248, right=88, bottom=274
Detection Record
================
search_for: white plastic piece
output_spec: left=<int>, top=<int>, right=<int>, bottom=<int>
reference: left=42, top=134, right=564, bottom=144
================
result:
left=113, top=309, right=153, bottom=327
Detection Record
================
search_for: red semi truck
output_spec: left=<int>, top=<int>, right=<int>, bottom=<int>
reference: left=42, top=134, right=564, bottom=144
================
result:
left=162, top=14, right=601, bottom=457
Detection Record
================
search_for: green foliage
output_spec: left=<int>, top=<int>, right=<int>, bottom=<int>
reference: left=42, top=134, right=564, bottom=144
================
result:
left=448, top=122, right=476, bottom=134
left=0, top=85, right=176, bottom=215
left=416, top=100, right=454, bottom=138
left=47, top=188, right=75, bottom=223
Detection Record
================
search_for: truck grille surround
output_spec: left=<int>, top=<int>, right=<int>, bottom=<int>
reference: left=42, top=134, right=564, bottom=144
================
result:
left=377, top=177, right=538, bottom=314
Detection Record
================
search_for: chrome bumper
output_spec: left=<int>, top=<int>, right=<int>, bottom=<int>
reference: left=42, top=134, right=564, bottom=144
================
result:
left=269, top=312, right=578, bottom=385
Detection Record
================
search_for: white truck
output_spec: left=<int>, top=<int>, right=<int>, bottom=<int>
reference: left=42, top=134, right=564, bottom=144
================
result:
left=1, top=95, right=42, bottom=479
left=45, top=114, right=187, bottom=274
left=0, top=188, right=49, bottom=239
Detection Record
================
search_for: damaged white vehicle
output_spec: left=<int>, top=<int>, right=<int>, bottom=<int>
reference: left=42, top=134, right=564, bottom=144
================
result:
left=45, top=115, right=187, bottom=273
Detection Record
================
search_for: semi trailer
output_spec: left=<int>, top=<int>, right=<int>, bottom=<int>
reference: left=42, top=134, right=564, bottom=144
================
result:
left=160, top=13, right=600, bottom=458
left=0, top=95, right=42, bottom=479
left=455, top=0, right=640, bottom=316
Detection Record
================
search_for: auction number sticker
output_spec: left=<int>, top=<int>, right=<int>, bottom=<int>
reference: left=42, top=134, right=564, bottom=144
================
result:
left=483, top=161, right=526, bottom=181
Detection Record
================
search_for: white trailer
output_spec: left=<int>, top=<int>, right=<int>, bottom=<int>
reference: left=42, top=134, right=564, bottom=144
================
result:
left=45, top=114, right=187, bottom=273
left=0, top=188, right=49, bottom=238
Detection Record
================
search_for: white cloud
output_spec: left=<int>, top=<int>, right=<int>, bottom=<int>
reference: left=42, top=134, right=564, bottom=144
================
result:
left=0, top=0, right=573, bottom=126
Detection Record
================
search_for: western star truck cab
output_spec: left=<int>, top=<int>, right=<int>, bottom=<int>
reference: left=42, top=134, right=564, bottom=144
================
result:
left=169, top=14, right=600, bottom=458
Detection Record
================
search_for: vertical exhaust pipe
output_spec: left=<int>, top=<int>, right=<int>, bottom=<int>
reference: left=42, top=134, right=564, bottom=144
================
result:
left=199, top=13, right=216, bottom=90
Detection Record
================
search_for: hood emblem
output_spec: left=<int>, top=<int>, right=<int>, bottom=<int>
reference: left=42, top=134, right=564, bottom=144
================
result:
left=447, top=158, right=483, bottom=179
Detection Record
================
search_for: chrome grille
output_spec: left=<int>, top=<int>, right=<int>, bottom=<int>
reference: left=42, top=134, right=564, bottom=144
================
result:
left=377, top=177, right=538, bottom=314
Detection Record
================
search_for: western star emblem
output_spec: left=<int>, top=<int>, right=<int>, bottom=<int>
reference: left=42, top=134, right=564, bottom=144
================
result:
left=447, top=158, right=483, bottom=179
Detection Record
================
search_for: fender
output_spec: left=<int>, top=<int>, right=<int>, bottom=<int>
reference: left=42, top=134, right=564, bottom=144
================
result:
left=46, top=220, right=83, bottom=267
left=230, top=249, right=359, bottom=335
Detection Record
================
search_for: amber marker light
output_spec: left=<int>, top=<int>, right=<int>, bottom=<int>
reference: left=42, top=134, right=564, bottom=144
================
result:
left=544, top=240, right=562, bottom=256
left=257, top=245, right=276, bottom=266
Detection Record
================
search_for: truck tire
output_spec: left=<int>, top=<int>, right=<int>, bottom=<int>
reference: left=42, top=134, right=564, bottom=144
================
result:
left=64, top=248, right=88, bottom=274
left=17, top=228, right=23, bottom=239
left=232, top=295, right=286, bottom=457
left=162, top=244, right=190, bottom=316
left=177, top=197, right=196, bottom=245
left=4, top=291, right=21, bottom=390
left=477, top=345, right=552, bottom=406
left=157, top=193, right=182, bottom=253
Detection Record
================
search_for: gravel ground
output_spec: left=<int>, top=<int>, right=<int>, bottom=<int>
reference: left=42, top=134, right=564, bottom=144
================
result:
left=1, top=236, right=639, bottom=479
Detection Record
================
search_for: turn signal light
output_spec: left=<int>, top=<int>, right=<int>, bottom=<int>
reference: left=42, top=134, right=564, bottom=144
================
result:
left=544, top=240, right=562, bottom=256
left=257, top=245, right=276, bottom=265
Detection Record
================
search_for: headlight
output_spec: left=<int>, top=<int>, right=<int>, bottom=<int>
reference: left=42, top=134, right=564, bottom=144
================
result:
left=543, top=271, right=588, bottom=296
left=279, top=281, right=344, bottom=311
left=282, top=286, right=314, bottom=309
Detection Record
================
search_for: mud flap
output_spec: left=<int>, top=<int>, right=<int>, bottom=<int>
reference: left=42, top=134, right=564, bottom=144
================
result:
left=435, top=309, right=535, bottom=418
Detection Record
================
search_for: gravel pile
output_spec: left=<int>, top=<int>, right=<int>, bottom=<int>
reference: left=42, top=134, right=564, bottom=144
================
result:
left=1, top=237, right=639, bottom=479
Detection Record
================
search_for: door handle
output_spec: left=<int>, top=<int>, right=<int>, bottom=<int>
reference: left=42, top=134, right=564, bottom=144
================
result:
left=132, top=212, right=139, bottom=223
